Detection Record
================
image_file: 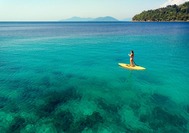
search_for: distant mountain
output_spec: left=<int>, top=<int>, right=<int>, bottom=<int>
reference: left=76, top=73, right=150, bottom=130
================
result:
left=93, top=16, right=118, bottom=21
left=62, top=16, right=93, bottom=21
left=133, top=1, right=189, bottom=21
left=62, top=16, right=119, bottom=21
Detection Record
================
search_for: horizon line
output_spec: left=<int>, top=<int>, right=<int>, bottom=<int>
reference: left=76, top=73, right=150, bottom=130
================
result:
left=0, top=20, right=133, bottom=23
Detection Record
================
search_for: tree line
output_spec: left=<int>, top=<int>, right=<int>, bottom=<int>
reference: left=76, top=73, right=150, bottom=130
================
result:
left=132, top=2, right=189, bottom=21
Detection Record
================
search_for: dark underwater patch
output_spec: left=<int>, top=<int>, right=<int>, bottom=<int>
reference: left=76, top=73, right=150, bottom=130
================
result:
left=52, top=111, right=103, bottom=133
left=8, top=79, right=22, bottom=89
left=71, top=111, right=103, bottom=132
left=149, top=106, right=188, bottom=132
left=2, top=100, right=20, bottom=113
left=53, top=110, right=74, bottom=132
left=82, top=112, right=103, bottom=128
left=37, top=86, right=81, bottom=117
left=186, top=105, right=189, bottom=114
left=65, top=73, right=74, bottom=79
left=7, top=116, right=26, bottom=133
left=0, top=96, right=9, bottom=109
left=151, top=93, right=170, bottom=105
left=21, top=87, right=43, bottom=101
left=97, top=98, right=122, bottom=114
left=129, top=100, right=141, bottom=111
left=139, top=114, right=149, bottom=123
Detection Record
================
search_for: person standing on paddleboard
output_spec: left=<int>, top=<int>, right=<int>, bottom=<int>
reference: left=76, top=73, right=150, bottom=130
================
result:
left=128, top=50, right=135, bottom=67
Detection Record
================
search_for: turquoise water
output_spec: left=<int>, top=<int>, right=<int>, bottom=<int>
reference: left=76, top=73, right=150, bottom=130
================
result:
left=0, top=22, right=189, bottom=132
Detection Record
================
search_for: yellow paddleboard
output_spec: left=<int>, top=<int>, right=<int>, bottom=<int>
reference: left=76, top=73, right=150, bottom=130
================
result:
left=118, top=63, right=146, bottom=70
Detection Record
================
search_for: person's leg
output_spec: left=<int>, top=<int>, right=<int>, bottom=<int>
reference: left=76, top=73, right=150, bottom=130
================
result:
left=131, top=59, right=134, bottom=67
left=132, top=61, right=134, bottom=67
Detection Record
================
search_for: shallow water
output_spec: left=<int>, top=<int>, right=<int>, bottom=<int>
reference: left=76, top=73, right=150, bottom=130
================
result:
left=0, top=22, right=189, bottom=132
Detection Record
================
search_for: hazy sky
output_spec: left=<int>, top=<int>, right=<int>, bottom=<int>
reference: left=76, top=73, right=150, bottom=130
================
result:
left=0, top=0, right=188, bottom=21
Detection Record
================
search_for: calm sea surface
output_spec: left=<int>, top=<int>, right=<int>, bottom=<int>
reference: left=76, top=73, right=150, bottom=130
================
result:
left=0, top=22, right=189, bottom=132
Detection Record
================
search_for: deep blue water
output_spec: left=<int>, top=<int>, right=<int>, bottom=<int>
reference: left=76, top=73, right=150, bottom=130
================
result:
left=0, top=22, right=189, bottom=132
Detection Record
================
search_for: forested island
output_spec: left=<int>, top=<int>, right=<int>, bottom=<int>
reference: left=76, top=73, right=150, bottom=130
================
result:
left=132, top=2, right=189, bottom=22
